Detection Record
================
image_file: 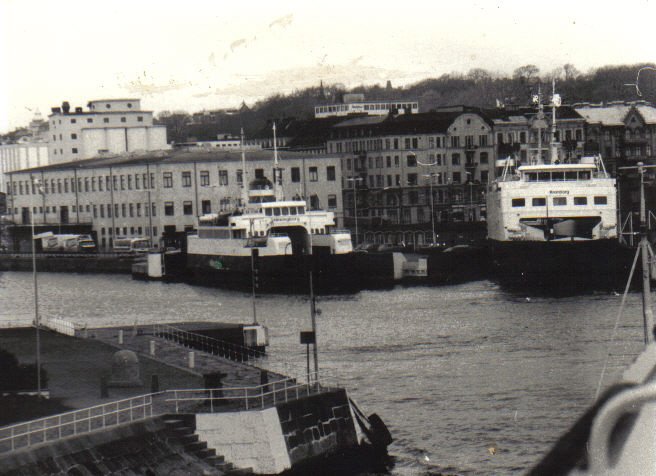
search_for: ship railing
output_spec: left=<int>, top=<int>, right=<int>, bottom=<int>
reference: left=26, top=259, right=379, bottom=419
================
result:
left=0, top=372, right=339, bottom=454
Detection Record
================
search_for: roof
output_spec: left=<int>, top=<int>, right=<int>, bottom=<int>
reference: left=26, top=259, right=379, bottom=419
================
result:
left=11, top=148, right=337, bottom=174
left=485, top=106, right=583, bottom=123
left=575, top=104, right=656, bottom=126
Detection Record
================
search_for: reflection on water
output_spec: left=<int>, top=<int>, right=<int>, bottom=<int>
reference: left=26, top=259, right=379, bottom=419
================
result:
left=0, top=271, right=646, bottom=475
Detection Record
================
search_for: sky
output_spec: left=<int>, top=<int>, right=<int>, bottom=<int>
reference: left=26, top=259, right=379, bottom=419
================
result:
left=1, top=0, right=655, bottom=133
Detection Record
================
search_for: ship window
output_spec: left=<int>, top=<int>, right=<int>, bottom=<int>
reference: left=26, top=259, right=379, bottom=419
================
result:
left=511, top=198, right=525, bottom=207
left=526, top=173, right=538, bottom=182
left=565, top=172, right=577, bottom=180
left=553, top=197, right=567, bottom=206
left=297, top=207, right=305, bottom=215
left=579, top=171, right=591, bottom=180
left=265, top=208, right=272, bottom=216
left=274, top=208, right=281, bottom=216
left=574, top=197, right=587, bottom=205
left=594, top=196, right=608, bottom=205
left=290, top=207, right=297, bottom=215
left=281, top=207, right=288, bottom=215
left=552, top=172, right=565, bottom=181
left=538, top=172, right=550, bottom=181
left=532, top=197, right=546, bottom=206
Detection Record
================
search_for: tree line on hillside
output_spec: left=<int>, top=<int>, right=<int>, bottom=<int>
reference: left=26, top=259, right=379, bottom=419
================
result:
left=157, top=63, right=656, bottom=143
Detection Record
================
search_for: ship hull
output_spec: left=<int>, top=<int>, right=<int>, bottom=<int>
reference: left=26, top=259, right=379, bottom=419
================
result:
left=488, top=239, right=635, bottom=292
left=185, top=251, right=363, bottom=293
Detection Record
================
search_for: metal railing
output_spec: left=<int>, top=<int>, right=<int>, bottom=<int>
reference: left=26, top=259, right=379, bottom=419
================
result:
left=151, top=323, right=266, bottom=363
left=0, top=394, right=154, bottom=454
left=0, top=372, right=336, bottom=454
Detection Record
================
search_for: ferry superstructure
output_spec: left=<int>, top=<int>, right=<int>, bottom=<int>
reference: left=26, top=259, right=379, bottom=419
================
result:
left=486, top=86, right=629, bottom=288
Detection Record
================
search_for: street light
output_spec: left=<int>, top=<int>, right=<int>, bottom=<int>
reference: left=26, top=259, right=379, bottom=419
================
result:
left=422, top=173, right=440, bottom=245
left=345, top=177, right=363, bottom=246
left=465, top=172, right=475, bottom=222
left=31, top=177, right=43, bottom=397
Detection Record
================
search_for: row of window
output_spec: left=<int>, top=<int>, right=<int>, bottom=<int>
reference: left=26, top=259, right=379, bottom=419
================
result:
left=511, top=196, right=608, bottom=207
left=497, top=129, right=583, bottom=144
left=344, top=152, right=489, bottom=172
left=9, top=173, right=156, bottom=195
left=346, top=170, right=488, bottom=188
left=51, top=116, right=144, bottom=127
left=330, top=134, right=493, bottom=154
left=99, top=226, right=155, bottom=238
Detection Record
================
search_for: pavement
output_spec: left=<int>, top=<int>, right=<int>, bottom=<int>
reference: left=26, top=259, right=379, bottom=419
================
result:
left=0, top=324, right=286, bottom=412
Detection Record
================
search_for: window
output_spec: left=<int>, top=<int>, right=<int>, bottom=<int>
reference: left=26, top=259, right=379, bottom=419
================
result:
left=407, top=173, right=418, bottom=185
left=452, top=153, right=461, bottom=165
left=120, top=117, right=126, bottom=123
left=553, top=197, right=567, bottom=206
left=479, top=134, right=488, bottom=146
left=99, top=177, right=103, bottom=191
left=120, top=175, right=125, bottom=190
left=87, top=118, right=93, bottom=123
left=84, top=177, right=89, bottom=192
left=135, top=174, right=140, bottom=189
left=532, top=197, right=546, bottom=206
left=236, top=169, right=243, bottom=186
left=183, top=201, right=193, bottom=215
left=72, top=148, right=78, bottom=154
left=103, top=117, right=109, bottom=123
left=328, top=194, right=337, bottom=209
left=129, top=203, right=134, bottom=217
left=404, top=138, right=411, bottom=149
left=136, top=203, right=141, bottom=217
left=451, top=136, right=460, bottom=147
left=512, top=198, right=525, bottom=207
left=182, top=171, right=192, bottom=187
left=219, top=170, right=229, bottom=185
left=309, top=167, right=318, bottom=182
left=152, top=203, right=156, bottom=217
left=291, top=167, right=301, bottom=182
left=202, top=200, right=211, bottom=214
left=164, top=202, right=174, bottom=216
left=71, top=119, right=76, bottom=124
left=452, top=172, right=462, bottom=183
left=163, top=172, right=173, bottom=188
left=327, top=166, right=336, bottom=181
left=407, top=155, right=417, bottom=167
left=479, top=152, right=488, bottom=164
left=121, top=204, right=126, bottom=217
left=574, top=197, right=588, bottom=205
left=137, top=116, right=143, bottom=122
left=594, top=196, right=608, bottom=205
left=200, top=171, right=210, bottom=186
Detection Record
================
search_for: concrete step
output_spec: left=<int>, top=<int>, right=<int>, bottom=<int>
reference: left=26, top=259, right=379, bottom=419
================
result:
left=205, top=455, right=225, bottom=465
left=184, top=441, right=208, bottom=453
left=226, top=467, right=253, bottom=475
left=194, top=447, right=216, bottom=459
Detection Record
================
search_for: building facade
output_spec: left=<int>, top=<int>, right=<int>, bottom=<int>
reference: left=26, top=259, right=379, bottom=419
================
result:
left=324, top=110, right=494, bottom=244
left=5, top=149, right=343, bottom=251
left=48, top=99, right=168, bottom=164
left=0, top=138, right=49, bottom=193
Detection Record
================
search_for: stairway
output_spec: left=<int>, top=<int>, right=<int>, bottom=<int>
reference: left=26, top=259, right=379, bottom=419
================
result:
left=163, top=415, right=253, bottom=475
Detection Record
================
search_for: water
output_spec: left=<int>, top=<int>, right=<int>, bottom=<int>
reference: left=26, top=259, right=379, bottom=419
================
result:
left=0, top=271, right=647, bottom=475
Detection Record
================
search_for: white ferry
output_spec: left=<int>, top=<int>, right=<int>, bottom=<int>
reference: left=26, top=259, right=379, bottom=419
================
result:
left=486, top=88, right=630, bottom=288
left=185, top=179, right=354, bottom=290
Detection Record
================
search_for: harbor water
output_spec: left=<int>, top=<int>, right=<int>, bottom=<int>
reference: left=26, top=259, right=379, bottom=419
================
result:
left=0, top=271, right=647, bottom=475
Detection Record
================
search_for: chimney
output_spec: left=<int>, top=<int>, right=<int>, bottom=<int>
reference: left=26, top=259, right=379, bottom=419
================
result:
left=75, top=107, right=83, bottom=113
left=62, top=101, right=70, bottom=114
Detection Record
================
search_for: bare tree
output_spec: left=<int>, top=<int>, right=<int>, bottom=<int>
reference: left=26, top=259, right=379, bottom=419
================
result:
left=563, top=63, right=580, bottom=81
left=513, top=64, right=540, bottom=83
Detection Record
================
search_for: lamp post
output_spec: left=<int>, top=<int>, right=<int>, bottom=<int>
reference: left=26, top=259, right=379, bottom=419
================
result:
left=422, top=173, right=440, bottom=245
left=346, top=177, right=363, bottom=246
left=31, top=177, right=43, bottom=397
left=466, top=171, right=475, bottom=222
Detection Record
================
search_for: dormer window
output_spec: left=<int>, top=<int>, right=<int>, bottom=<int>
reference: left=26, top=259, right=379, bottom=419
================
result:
left=106, top=103, right=111, bottom=109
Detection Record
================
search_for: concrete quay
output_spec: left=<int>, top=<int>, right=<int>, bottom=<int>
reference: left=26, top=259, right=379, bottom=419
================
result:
left=0, top=325, right=387, bottom=474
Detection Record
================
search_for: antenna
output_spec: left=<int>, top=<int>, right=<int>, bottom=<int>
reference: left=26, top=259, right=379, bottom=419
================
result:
left=272, top=122, right=283, bottom=201
left=240, top=128, right=248, bottom=208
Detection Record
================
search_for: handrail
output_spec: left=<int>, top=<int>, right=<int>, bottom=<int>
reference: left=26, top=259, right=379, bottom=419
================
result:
left=0, top=371, right=337, bottom=454
left=588, top=381, right=656, bottom=472
left=151, top=323, right=266, bottom=363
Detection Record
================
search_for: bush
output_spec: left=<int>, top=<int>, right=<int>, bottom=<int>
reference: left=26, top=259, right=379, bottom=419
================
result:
left=0, top=348, right=48, bottom=392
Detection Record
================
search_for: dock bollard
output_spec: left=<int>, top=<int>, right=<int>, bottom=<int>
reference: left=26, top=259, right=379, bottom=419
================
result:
left=188, top=351, right=195, bottom=369
left=150, top=340, right=156, bottom=356
left=118, top=330, right=124, bottom=345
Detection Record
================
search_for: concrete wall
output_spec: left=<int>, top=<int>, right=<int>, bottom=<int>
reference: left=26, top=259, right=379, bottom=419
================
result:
left=196, top=407, right=290, bottom=474
left=195, top=389, right=359, bottom=474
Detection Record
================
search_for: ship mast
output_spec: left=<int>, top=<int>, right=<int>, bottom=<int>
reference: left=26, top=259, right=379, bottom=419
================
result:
left=550, top=78, right=561, bottom=164
left=240, top=128, right=248, bottom=208
left=272, top=123, right=284, bottom=201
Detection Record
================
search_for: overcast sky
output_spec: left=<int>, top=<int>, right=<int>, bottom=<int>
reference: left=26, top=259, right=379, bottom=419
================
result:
left=1, top=0, right=655, bottom=132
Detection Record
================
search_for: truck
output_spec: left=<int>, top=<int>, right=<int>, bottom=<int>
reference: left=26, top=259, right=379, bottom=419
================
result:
left=112, top=236, right=150, bottom=253
left=36, top=232, right=97, bottom=253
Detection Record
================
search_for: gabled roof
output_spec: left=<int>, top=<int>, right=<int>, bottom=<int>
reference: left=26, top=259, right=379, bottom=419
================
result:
left=575, top=103, right=656, bottom=126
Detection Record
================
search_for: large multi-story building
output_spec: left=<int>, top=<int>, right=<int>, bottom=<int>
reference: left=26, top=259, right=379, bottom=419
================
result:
left=48, top=99, right=168, bottom=164
left=325, top=108, right=494, bottom=244
left=5, top=149, right=343, bottom=251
